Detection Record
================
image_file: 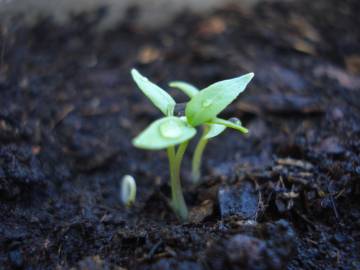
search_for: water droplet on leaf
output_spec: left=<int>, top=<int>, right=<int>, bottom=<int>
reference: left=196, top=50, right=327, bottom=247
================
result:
left=159, top=120, right=182, bottom=138
left=229, top=117, right=241, bottom=125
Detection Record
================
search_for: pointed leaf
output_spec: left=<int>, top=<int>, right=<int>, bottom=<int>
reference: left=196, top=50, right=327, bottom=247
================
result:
left=185, top=73, right=254, bottom=126
left=204, top=124, right=226, bottom=139
left=208, top=117, right=248, bottom=133
left=131, top=69, right=176, bottom=115
left=133, top=116, right=196, bottom=150
left=169, top=81, right=199, bottom=98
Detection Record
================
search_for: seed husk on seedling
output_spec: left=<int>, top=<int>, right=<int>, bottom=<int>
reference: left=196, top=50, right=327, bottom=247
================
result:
left=131, top=68, right=253, bottom=221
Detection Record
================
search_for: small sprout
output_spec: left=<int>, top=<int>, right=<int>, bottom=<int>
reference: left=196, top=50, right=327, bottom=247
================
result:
left=170, top=79, right=251, bottom=183
left=121, top=175, right=137, bottom=207
left=132, top=70, right=194, bottom=221
left=131, top=69, right=254, bottom=221
left=185, top=72, right=254, bottom=126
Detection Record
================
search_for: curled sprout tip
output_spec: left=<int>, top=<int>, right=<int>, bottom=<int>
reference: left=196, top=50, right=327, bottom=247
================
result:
left=121, top=175, right=137, bottom=207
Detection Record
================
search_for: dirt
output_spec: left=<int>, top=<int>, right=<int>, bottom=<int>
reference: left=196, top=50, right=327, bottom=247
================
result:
left=0, top=0, right=359, bottom=269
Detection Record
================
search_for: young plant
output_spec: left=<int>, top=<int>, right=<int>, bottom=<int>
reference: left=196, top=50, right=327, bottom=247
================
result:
left=121, top=175, right=137, bottom=207
left=131, top=69, right=253, bottom=221
left=169, top=79, right=249, bottom=183
left=131, top=69, right=195, bottom=220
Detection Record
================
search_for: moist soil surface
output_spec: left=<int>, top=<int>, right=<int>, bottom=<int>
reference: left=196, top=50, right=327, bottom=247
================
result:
left=1, top=0, right=360, bottom=269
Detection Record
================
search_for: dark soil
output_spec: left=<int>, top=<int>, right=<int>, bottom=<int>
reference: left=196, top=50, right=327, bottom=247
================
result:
left=1, top=0, right=360, bottom=269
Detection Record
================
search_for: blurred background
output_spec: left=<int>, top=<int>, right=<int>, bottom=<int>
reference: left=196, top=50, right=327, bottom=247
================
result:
left=1, top=0, right=283, bottom=27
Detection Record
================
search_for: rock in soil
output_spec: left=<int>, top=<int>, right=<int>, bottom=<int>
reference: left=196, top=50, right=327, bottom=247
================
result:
left=218, top=181, right=259, bottom=219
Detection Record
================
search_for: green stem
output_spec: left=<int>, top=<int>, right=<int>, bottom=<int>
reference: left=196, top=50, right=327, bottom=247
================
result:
left=191, top=125, right=209, bottom=183
left=167, top=141, right=189, bottom=221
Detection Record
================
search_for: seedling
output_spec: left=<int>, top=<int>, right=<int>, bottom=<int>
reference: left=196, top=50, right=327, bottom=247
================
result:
left=131, top=69, right=194, bottom=220
left=131, top=69, right=253, bottom=221
left=121, top=175, right=137, bottom=207
left=169, top=80, right=248, bottom=183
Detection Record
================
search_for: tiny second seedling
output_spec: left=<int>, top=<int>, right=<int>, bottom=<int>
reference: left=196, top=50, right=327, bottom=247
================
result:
left=131, top=69, right=253, bottom=221
left=120, top=175, right=137, bottom=207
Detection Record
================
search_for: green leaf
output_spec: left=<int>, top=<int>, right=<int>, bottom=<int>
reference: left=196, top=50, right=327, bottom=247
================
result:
left=204, top=124, right=226, bottom=139
left=185, top=73, right=254, bottom=126
left=133, top=116, right=196, bottom=150
left=208, top=117, right=248, bottom=133
left=169, top=81, right=199, bottom=98
left=131, top=69, right=176, bottom=116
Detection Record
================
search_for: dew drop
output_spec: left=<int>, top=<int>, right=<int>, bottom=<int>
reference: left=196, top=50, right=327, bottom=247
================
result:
left=159, top=120, right=182, bottom=138
left=202, top=99, right=213, bottom=108
left=229, top=117, right=241, bottom=125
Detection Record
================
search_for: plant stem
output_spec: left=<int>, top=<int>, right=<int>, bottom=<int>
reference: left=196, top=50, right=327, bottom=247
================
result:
left=191, top=125, right=209, bottom=183
left=167, top=141, right=189, bottom=221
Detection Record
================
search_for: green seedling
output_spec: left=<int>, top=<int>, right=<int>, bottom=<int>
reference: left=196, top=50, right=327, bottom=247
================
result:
left=121, top=175, right=137, bottom=207
left=131, top=69, right=195, bottom=220
left=169, top=77, right=250, bottom=183
left=131, top=69, right=253, bottom=221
